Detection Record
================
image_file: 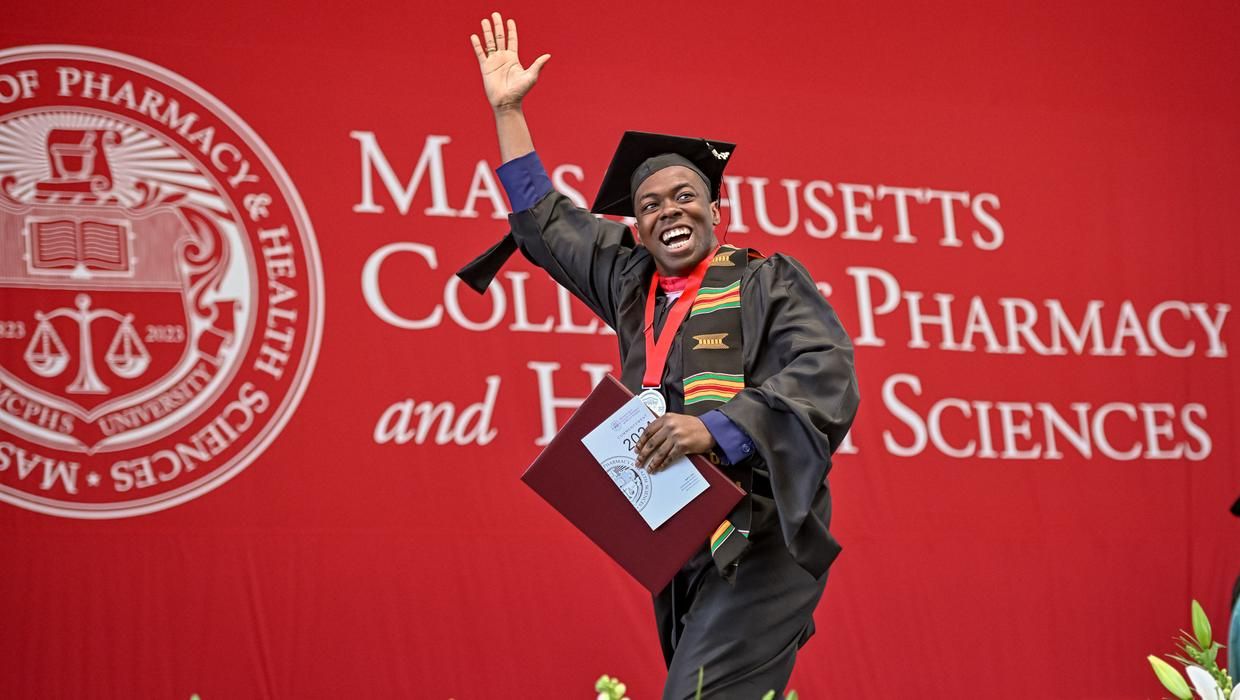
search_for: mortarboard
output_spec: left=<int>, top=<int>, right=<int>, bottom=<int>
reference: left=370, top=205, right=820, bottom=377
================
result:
left=456, top=131, right=737, bottom=293
left=589, top=131, right=737, bottom=216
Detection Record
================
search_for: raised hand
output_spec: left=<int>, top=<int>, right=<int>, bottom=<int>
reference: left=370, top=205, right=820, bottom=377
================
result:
left=470, top=12, right=551, bottom=112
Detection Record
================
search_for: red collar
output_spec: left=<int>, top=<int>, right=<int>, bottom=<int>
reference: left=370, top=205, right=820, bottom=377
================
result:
left=658, top=275, right=689, bottom=294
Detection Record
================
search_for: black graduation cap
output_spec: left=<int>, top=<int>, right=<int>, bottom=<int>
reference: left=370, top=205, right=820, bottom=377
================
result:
left=455, top=131, right=737, bottom=294
left=590, top=131, right=737, bottom=216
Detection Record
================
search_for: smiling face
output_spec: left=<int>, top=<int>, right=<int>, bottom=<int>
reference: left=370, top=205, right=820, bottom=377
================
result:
left=632, top=165, right=721, bottom=276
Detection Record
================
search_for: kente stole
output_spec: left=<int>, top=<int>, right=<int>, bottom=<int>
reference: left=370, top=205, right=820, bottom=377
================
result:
left=678, top=245, right=761, bottom=576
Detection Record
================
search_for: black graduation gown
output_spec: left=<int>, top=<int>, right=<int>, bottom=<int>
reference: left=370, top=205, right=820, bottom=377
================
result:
left=507, top=191, right=860, bottom=697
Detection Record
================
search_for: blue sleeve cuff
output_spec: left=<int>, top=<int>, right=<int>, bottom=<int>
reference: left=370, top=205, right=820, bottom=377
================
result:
left=699, top=409, right=755, bottom=465
left=496, top=151, right=554, bottom=212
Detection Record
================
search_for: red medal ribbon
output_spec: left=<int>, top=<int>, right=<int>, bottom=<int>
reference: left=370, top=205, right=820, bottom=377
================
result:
left=642, top=247, right=719, bottom=388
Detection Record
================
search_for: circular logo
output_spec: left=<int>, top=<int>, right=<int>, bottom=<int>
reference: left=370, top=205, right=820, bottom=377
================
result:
left=601, top=455, right=651, bottom=512
left=638, top=388, right=666, bottom=417
left=0, top=46, right=322, bottom=518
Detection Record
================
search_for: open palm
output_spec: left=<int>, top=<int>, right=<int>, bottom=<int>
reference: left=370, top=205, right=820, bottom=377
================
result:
left=471, top=13, right=551, bottom=110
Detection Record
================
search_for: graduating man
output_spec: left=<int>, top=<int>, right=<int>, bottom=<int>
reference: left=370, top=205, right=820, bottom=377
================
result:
left=460, top=13, right=860, bottom=699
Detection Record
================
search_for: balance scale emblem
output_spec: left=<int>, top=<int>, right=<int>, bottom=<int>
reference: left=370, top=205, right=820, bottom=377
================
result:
left=26, top=292, right=151, bottom=394
left=0, top=46, right=322, bottom=518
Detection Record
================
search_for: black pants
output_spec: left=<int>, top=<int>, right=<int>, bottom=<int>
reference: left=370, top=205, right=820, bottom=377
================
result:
left=653, top=495, right=829, bottom=699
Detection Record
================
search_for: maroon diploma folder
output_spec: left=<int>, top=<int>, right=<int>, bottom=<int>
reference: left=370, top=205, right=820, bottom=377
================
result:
left=521, top=375, right=745, bottom=594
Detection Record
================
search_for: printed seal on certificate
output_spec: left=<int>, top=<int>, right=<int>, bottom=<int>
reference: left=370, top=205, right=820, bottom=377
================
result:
left=601, top=455, right=652, bottom=511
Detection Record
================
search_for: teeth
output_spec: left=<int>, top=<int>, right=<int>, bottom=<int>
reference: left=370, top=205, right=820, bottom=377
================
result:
left=660, top=227, right=691, bottom=244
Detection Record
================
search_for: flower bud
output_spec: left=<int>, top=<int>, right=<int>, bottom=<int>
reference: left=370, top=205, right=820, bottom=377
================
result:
left=1191, top=599, right=1212, bottom=649
left=1148, top=656, right=1193, bottom=700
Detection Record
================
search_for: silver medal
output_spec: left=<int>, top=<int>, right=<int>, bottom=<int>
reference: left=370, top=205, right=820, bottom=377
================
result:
left=639, top=388, right=667, bottom=417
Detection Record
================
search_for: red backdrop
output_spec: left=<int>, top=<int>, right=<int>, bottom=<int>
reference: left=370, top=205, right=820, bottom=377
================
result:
left=2, top=2, right=1238, bottom=698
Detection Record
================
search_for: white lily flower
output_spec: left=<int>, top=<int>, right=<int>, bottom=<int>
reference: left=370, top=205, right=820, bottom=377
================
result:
left=1184, top=665, right=1238, bottom=700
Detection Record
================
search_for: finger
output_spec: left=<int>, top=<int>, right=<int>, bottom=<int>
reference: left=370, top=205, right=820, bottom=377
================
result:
left=492, top=12, right=506, bottom=52
left=470, top=34, right=486, bottom=63
left=481, top=17, right=496, bottom=53
left=636, top=428, right=658, bottom=465
left=640, top=423, right=673, bottom=468
left=648, top=439, right=679, bottom=474
left=635, top=424, right=661, bottom=464
left=635, top=416, right=661, bottom=453
left=528, top=53, right=551, bottom=79
left=507, top=18, right=518, bottom=54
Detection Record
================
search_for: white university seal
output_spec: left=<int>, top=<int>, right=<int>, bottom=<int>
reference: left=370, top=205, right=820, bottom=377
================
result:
left=0, top=46, right=323, bottom=518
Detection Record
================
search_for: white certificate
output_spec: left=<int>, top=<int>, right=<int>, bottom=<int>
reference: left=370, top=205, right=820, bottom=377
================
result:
left=581, top=394, right=710, bottom=530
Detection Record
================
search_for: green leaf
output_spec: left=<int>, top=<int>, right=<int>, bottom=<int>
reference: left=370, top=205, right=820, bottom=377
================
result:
left=695, top=667, right=704, bottom=700
left=761, top=692, right=776, bottom=700
left=786, top=692, right=799, bottom=700
left=1148, top=655, right=1193, bottom=700
left=1191, top=600, right=1213, bottom=649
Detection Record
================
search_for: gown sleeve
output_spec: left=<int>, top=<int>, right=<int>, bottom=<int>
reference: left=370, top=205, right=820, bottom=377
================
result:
left=717, top=254, right=860, bottom=577
left=507, top=191, right=639, bottom=330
